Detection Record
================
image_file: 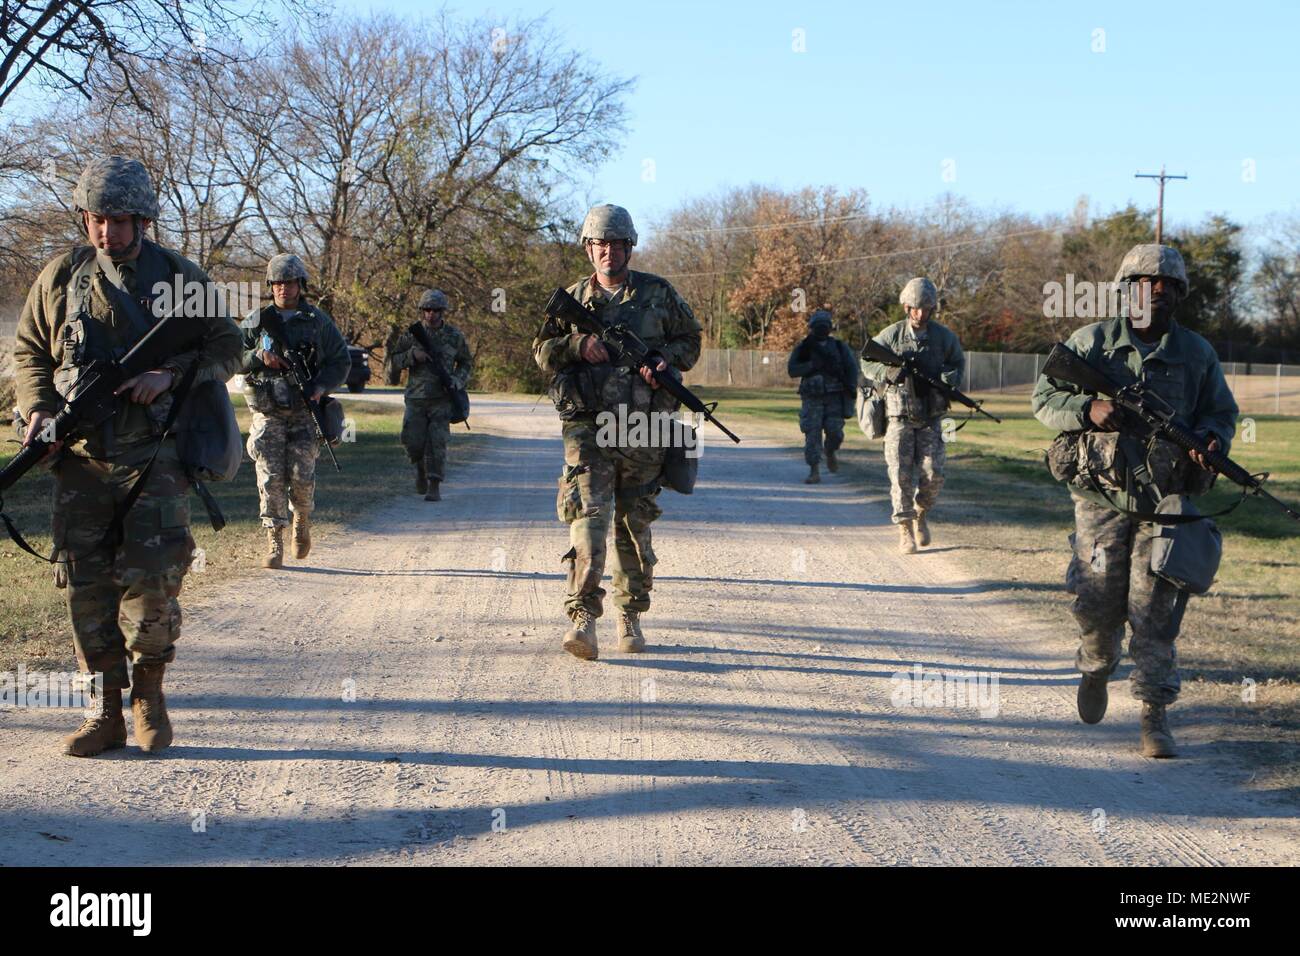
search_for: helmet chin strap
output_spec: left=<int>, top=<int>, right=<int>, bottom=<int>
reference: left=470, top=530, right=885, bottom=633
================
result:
left=79, top=210, right=145, bottom=261
left=114, top=218, right=145, bottom=261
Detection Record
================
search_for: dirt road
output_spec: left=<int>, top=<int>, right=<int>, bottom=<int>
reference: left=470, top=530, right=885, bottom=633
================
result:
left=1, top=395, right=1294, bottom=865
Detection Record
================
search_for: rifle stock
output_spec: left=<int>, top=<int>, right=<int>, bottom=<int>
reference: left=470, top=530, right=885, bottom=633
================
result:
left=1041, top=344, right=1121, bottom=400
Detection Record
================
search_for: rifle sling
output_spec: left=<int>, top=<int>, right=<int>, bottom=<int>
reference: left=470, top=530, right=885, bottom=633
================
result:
left=0, top=510, right=56, bottom=563
left=1100, top=430, right=1244, bottom=524
left=101, top=359, right=204, bottom=551
left=1092, top=483, right=1247, bottom=525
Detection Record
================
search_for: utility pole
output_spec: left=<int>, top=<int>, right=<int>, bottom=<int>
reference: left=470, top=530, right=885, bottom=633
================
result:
left=1135, top=165, right=1187, bottom=243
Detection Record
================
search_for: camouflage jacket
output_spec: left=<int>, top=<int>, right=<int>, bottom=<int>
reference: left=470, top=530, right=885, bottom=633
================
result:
left=860, top=319, right=965, bottom=424
left=240, top=301, right=350, bottom=414
left=532, top=270, right=702, bottom=420
left=1031, top=316, right=1239, bottom=513
left=787, top=335, right=858, bottom=397
left=390, top=321, right=473, bottom=401
left=12, top=239, right=241, bottom=455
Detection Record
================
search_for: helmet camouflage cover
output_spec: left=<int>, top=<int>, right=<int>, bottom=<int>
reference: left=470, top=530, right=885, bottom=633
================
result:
left=1114, top=243, right=1189, bottom=296
left=266, top=253, right=310, bottom=285
left=580, top=203, right=637, bottom=246
left=73, top=155, right=160, bottom=219
left=899, top=277, right=938, bottom=310
left=418, top=289, right=449, bottom=311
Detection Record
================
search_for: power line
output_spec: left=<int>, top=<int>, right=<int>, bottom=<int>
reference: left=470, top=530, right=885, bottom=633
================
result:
left=651, top=198, right=1123, bottom=243
left=657, top=212, right=1135, bottom=280
left=657, top=211, right=879, bottom=238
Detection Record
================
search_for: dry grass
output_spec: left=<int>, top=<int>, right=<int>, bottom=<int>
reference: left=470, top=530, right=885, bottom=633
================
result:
left=0, top=396, right=485, bottom=673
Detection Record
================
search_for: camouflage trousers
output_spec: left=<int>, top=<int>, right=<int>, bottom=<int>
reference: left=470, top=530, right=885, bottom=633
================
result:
left=1067, top=495, right=1188, bottom=705
left=883, top=418, right=946, bottom=523
left=52, top=440, right=194, bottom=691
left=400, top=397, right=453, bottom=481
left=799, top=394, right=846, bottom=466
left=248, top=407, right=319, bottom=528
left=556, top=420, right=665, bottom=620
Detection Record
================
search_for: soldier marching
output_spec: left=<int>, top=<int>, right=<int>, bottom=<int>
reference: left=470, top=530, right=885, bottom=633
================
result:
left=5, top=164, right=1278, bottom=773
left=12, top=156, right=240, bottom=756
left=390, top=289, right=474, bottom=502
left=240, top=254, right=350, bottom=568
left=860, top=277, right=967, bottom=553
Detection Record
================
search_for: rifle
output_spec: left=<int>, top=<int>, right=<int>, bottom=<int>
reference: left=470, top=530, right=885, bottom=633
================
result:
left=544, top=287, right=741, bottom=444
left=407, top=321, right=470, bottom=427
left=258, top=311, right=341, bottom=472
left=1, top=310, right=205, bottom=496
left=1042, top=343, right=1300, bottom=522
left=861, top=338, right=1001, bottom=424
left=0, top=309, right=205, bottom=554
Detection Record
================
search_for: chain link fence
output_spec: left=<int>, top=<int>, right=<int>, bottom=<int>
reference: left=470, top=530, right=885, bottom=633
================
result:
left=682, top=349, right=792, bottom=389
left=684, top=347, right=1300, bottom=415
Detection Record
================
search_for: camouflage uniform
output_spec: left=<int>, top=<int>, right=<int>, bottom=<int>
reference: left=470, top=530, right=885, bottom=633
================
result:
left=787, top=316, right=858, bottom=467
left=860, top=318, right=965, bottom=522
left=533, top=270, right=702, bottom=620
left=13, top=237, right=240, bottom=692
left=240, top=301, right=350, bottom=528
left=1033, top=312, right=1238, bottom=704
left=391, top=319, right=473, bottom=483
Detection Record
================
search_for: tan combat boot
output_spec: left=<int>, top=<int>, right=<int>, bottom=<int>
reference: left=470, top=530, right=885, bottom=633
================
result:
left=617, top=608, right=646, bottom=653
left=62, top=689, right=126, bottom=757
left=1139, top=703, right=1176, bottom=758
left=424, top=480, right=441, bottom=502
left=415, top=461, right=428, bottom=496
left=898, top=520, right=918, bottom=554
left=263, top=526, right=284, bottom=569
left=562, top=608, right=598, bottom=661
left=826, top=449, right=839, bottom=473
left=915, top=509, right=932, bottom=546
left=804, top=463, right=821, bottom=484
left=292, top=511, right=311, bottom=559
left=130, top=663, right=174, bottom=753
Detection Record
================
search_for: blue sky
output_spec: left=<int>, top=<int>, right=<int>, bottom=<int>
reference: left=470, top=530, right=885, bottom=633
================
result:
left=355, top=0, right=1298, bottom=242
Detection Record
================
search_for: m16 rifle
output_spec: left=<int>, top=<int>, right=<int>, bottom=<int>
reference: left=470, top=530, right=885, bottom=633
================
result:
left=259, top=311, right=341, bottom=472
left=862, top=339, right=1001, bottom=424
left=1042, top=342, right=1299, bottom=523
left=544, top=287, right=741, bottom=444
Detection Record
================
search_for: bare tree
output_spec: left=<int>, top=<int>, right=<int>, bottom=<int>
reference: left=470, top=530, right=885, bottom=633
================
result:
left=0, top=0, right=293, bottom=113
